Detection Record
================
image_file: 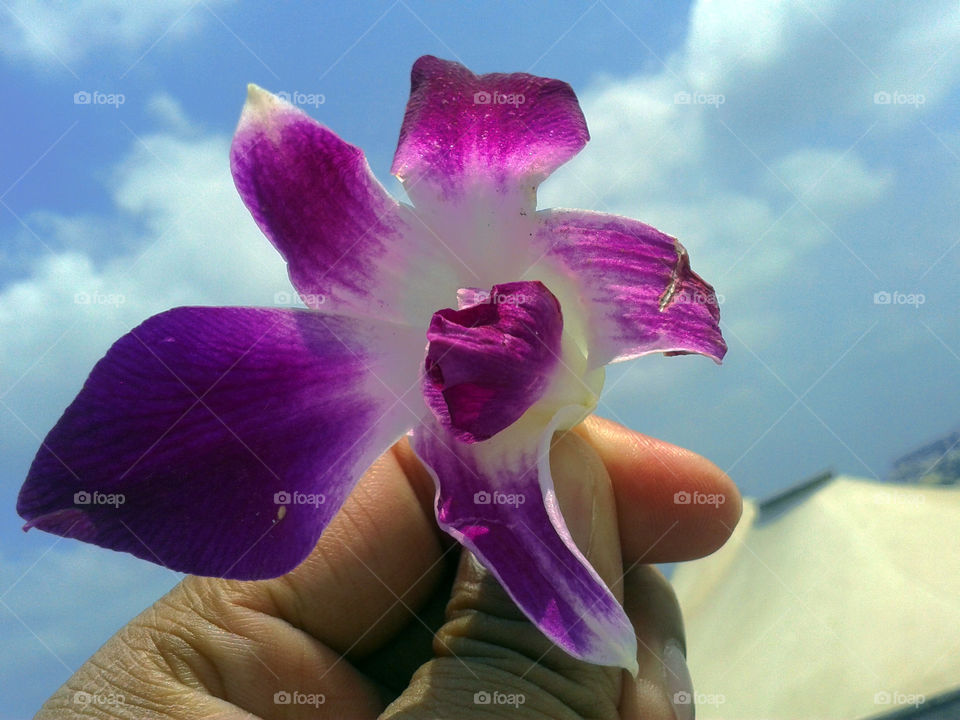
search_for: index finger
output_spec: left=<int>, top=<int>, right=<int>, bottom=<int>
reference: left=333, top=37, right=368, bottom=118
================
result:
left=573, top=415, right=741, bottom=564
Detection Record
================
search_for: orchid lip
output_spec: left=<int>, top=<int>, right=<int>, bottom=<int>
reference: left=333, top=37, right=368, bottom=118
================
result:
left=422, top=281, right=563, bottom=444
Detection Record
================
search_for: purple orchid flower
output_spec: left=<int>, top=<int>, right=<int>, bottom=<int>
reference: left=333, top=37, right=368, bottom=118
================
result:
left=17, top=56, right=725, bottom=672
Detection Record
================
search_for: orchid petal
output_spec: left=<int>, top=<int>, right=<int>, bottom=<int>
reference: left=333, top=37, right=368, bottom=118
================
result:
left=388, top=57, right=589, bottom=283
left=231, top=86, right=459, bottom=325
left=532, top=210, right=727, bottom=368
left=17, top=307, right=425, bottom=579
left=412, top=412, right=639, bottom=672
left=392, top=56, right=589, bottom=208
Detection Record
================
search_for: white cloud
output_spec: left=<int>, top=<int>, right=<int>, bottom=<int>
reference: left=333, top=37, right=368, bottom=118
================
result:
left=558, top=74, right=705, bottom=199
left=683, top=0, right=960, bottom=130
left=146, top=93, right=195, bottom=135
left=770, top=148, right=893, bottom=220
left=684, top=0, right=790, bottom=88
left=0, top=0, right=232, bottom=67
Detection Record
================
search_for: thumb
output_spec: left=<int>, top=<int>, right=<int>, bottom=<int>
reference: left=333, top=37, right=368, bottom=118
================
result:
left=381, top=430, right=627, bottom=720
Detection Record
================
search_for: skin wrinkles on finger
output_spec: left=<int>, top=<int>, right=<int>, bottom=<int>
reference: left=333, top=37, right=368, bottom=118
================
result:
left=241, top=447, right=449, bottom=657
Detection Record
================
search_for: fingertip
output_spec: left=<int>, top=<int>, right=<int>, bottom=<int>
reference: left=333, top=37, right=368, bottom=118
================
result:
left=575, top=415, right=742, bottom=563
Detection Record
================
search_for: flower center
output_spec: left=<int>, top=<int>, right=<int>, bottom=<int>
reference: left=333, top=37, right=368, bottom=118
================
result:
left=423, top=281, right=563, bottom=443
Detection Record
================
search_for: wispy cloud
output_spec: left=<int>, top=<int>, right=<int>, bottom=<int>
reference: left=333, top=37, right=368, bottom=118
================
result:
left=0, top=0, right=232, bottom=68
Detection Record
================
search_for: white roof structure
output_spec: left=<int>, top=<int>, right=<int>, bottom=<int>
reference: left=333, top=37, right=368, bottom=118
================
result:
left=671, top=474, right=960, bottom=719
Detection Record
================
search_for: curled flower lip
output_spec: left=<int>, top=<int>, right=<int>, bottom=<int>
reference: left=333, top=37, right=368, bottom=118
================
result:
left=17, top=55, right=725, bottom=673
left=423, top=281, right=563, bottom=444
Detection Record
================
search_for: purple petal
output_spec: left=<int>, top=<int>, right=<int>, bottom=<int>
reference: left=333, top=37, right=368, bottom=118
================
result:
left=231, top=86, right=459, bottom=324
left=424, top=281, right=562, bottom=443
left=17, top=307, right=425, bottom=579
left=534, top=210, right=727, bottom=368
left=391, top=56, right=589, bottom=207
left=412, top=415, right=638, bottom=672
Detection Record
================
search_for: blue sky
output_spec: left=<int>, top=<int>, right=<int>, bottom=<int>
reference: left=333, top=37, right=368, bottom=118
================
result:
left=1, top=1, right=958, bottom=717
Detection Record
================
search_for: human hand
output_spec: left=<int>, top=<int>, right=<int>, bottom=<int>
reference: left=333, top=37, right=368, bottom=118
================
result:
left=36, top=416, right=740, bottom=719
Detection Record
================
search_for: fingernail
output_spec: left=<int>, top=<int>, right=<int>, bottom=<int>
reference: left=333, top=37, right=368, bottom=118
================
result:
left=663, top=639, right=695, bottom=720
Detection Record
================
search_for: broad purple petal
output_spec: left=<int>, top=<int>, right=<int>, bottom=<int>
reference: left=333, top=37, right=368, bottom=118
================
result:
left=424, top=281, right=562, bottom=443
left=412, top=415, right=638, bottom=671
left=18, top=307, right=425, bottom=579
left=391, top=56, right=589, bottom=207
left=231, top=86, right=459, bottom=325
left=533, top=210, right=727, bottom=368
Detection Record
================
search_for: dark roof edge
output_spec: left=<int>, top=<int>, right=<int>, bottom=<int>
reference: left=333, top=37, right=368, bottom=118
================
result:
left=758, top=468, right=836, bottom=514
